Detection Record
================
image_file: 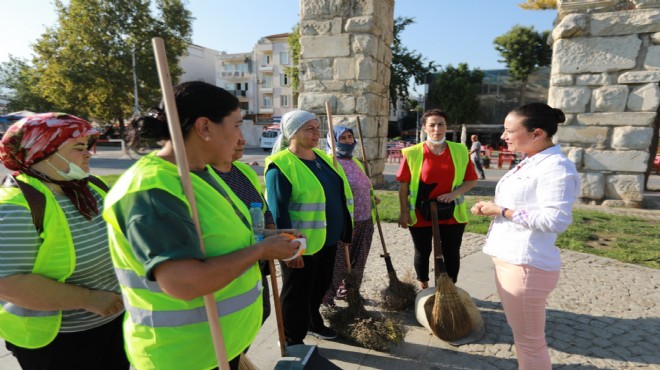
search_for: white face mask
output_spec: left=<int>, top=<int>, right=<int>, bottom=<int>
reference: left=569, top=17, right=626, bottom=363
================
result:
left=47, top=153, right=90, bottom=180
left=427, top=137, right=446, bottom=145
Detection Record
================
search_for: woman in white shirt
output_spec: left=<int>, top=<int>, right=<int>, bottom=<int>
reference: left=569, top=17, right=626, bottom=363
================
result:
left=471, top=103, right=580, bottom=370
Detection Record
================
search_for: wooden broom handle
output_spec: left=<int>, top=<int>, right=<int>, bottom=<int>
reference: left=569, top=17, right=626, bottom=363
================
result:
left=355, top=117, right=390, bottom=257
left=324, top=101, right=350, bottom=272
left=430, top=201, right=443, bottom=280
left=152, top=37, right=230, bottom=370
left=268, top=260, right=287, bottom=356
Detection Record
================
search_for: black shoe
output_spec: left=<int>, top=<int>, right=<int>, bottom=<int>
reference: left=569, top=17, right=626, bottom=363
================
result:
left=307, top=325, right=338, bottom=340
left=480, top=176, right=486, bottom=180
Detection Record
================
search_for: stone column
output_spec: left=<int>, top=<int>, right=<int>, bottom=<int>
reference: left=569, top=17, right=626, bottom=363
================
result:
left=298, top=0, right=394, bottom=184
left=551, top=0, right=660, bottom=207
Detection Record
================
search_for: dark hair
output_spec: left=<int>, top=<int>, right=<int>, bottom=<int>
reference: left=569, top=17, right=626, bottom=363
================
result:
left=421, top=109, right=448, bottom=126
left=126, top=81, right=239, bottom=148
left=509, top=103, right=565, bottom=138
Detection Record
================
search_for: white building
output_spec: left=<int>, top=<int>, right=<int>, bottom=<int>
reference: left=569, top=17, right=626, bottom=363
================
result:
left=179, top=44, right=221, bottom=85
left=251, top=33, right=294, bottom=123
left=217, top=51, right=254, bottom=115
left=179, top=33, right=294, bottom=126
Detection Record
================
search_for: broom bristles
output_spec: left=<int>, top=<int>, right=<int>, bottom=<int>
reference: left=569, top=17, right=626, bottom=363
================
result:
left=381, top=272, right=417, bottom=311
left=428, top=273, right=472, bottom=342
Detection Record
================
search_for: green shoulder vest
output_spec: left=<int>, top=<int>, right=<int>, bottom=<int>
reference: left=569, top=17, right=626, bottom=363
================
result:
left=0, top=174, right=107, bottom=349
left=264, top=148, right=354, bottom=254
left=232, top=161, right=268, bottom=218
left=402, top=141, right=469, bottom=225
left=103, top=154, right=262, bottom=370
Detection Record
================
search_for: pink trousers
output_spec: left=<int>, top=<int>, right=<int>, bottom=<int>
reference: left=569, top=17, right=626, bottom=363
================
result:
left=493, top=257, right=560, bottom=370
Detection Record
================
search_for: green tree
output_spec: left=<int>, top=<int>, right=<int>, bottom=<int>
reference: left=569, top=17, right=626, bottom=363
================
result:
left=0, top=56, right=55, bottom=113
left=493, top=25, right=551, bottom=104
left=427, top=63, right=484, bottom=126
left=4, top=0, right=192, bottom=128
left=285, top=24, right=301, bottom=107
left=390, top=17, right=437, bottom=107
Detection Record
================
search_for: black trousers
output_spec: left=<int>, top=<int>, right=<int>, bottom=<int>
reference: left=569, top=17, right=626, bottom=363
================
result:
left=6, top=314, right=129, bottom=370
left=279, top=244, right=337, bottom=343
left=409, top=223, right=466, bottom=283
left=259, top=260, right=271, bottom=324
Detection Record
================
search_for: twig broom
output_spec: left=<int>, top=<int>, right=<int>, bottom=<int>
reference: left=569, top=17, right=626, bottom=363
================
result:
left=427, top=201, right=472, bottom=341
left=323, top=105, right=405, bottom=351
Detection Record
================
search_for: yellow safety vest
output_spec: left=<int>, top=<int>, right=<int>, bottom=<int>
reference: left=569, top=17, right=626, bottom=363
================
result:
left=0, top=174, right=107, bottom=349
left=232, top=161, right=268, bottom=218
left=103, top=154, right=262, bottom=370
left=265, top=148, right=354, bottom=254
left=402, top=141, right=469, bottom=225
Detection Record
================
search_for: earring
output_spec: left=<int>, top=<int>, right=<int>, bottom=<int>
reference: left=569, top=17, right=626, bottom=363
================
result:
left=204, top=136, right=210, bottom=142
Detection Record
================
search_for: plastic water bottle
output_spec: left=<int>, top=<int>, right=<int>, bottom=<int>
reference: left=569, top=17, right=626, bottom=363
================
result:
left=249, top=202, right=265, bottom=242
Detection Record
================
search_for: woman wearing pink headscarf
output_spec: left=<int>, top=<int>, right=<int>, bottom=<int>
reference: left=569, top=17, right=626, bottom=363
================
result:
left=0, top=113, right=128, bottom=370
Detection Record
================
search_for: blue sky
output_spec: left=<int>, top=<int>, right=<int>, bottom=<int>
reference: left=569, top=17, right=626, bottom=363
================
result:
left=1, top=0, right=557, bottom=90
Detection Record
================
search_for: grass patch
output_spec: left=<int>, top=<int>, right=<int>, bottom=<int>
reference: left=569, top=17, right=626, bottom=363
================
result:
left=374, top=189, right=659, bottom=269
left=557, top=211, right=659, bottom=269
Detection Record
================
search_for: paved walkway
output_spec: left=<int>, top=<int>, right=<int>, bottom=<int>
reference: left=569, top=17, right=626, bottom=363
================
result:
left=246, top=224, right=659, bottom=369
left=1, top=148, right=658, bottom=369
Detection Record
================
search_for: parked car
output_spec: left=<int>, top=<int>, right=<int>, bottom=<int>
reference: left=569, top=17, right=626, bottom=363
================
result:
left=259, top=126, right=281, bottom=151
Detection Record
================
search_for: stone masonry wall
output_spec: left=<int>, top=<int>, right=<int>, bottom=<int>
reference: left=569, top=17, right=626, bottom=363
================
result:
left=552, top=1, right=660, bottom=207
left=299, top=0, right=394, bottom=184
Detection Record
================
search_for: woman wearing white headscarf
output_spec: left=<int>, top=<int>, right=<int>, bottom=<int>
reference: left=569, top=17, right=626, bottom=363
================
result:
left=265, top=110, right=353, bottom=345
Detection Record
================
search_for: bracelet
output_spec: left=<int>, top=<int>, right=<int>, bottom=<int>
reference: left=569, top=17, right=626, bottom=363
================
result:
left=501, top=207, right=508, bottom=218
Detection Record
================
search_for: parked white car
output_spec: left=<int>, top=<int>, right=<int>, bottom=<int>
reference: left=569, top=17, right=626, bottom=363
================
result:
left=259, top=127, right=281, bottom=151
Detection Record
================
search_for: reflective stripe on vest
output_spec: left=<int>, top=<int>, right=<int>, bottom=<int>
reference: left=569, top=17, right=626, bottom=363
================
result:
left=125, top=280, right=261, bottom=328
left=115, top=267, right=251, bottom=294
left=292, top=220, right=327, bottom=230
left=2, top=303, right=58, bottom=318
left=289, top=202, right=326, bottom=212
left=402, top=141, right=469, bottom=224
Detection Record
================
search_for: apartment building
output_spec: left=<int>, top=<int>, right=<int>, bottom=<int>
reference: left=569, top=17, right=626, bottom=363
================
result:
left=217, top=51, right=254, bottom=114
left=179, top=33, right=294, bottom=124
left=250, top=33, right=293, bottom=123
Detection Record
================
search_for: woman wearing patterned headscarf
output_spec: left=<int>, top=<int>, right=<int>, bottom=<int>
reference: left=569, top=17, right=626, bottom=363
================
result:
left=0, top=112, right=129, bottom=370
left=322, top=125, right=376, bottom=307
left=265, top=110, right=354, bottom=345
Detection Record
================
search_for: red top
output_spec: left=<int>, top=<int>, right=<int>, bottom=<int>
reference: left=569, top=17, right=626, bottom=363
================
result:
left=396, top=144, right=478, bottom=226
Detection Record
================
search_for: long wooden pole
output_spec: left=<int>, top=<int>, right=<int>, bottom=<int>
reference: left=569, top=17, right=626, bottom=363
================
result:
left=324, top=101, right=351, bottom=272
left=269, top=260, right=287, bottom=356
left=355, top=117, right=390, bottom=258
left=151, top=37, right=230, bottom=370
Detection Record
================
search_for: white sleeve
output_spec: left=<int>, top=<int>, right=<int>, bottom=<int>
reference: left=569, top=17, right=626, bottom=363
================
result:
left=513, top=160, right=580, bottom=233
